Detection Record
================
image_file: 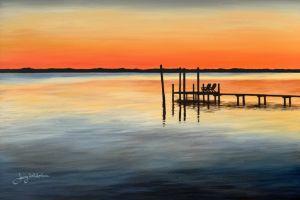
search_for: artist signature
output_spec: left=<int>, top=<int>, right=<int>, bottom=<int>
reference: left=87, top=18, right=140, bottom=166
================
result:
left=12, top=172, right=50, bottom=185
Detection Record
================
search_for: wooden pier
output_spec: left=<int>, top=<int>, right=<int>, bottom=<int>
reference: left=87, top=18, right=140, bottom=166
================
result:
left=161, top=66, right=300, bottom=108
left=174, top=91, right=300, bottom=107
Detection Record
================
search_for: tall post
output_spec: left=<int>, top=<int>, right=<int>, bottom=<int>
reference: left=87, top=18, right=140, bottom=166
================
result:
left=217, top=83, right=221, bottom=105
left=242, top=95, right=246, bottom=106
left=179, top=68, right=182, bottom=103
left=160, top=65, right=166, bottom=121
left=183, top=68, right=186, bottom=103
left=283, top=97, right=287, bottom=107
left=183, top=68, right=187, bottom=120
left=197, top=68, right=200, bottom=122
left=289, top=97, right=292, bottom=107
left=237, top=95, right=240, bottom=106
left=258, top=96, right=261, bottom=107
left=197, top=67, right=200, bottom=101
left=202, top=83, right=205, bottom=103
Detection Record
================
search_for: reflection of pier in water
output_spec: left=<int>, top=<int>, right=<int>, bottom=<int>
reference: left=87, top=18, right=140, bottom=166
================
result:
left=172, top=100, right=299, bottom=123
left=159, top=65, right=300, bottom=123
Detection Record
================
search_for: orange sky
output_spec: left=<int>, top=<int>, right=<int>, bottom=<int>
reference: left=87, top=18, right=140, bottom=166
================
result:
left=1, top=2, right=300, bottom=69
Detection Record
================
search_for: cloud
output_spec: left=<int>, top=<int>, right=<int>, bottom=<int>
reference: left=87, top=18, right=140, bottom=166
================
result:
left=1, top=0, right=299, bottom=8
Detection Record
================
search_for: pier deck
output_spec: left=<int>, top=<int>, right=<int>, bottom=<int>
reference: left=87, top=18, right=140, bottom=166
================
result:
left=174, top=91, right=300, bottom=98
left=174, top=91, right=300, bottom=107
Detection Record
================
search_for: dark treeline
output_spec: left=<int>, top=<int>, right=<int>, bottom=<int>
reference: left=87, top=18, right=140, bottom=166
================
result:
left=1, top=67, right=300, bottom=73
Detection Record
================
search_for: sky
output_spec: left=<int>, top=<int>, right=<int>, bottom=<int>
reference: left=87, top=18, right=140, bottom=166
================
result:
left=1, top=0, right=300, bottom=69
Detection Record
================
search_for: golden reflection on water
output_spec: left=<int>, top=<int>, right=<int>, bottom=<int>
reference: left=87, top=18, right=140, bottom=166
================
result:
left=0, top=79, right=162, bottom=122
left=1, top=74, right=300, bottom=140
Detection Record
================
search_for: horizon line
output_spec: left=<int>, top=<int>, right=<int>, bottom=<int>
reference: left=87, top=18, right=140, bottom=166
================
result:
left=1, top=67, right=300, bottom=73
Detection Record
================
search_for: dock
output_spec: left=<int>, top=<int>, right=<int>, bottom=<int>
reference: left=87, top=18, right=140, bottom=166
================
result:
left=159, top=65, right=300, bottom=108
left=173, top=91, right=300, bottom=107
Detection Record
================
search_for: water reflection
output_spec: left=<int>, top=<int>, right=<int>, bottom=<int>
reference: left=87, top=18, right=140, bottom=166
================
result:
left=169, top=99, right=300, bottom=124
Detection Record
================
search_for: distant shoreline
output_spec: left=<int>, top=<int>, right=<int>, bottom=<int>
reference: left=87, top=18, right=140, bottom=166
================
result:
left=1, top=68, right=300, bottom=73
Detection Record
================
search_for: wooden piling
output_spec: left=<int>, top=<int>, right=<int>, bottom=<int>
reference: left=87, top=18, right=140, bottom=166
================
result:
left=264, top=96, right=267, bottom=106
left=242, top=95, right=246, bottom=106
left=217, top=83, right=221, bottom=105
left=172, top=84, right=174, bottom=104
left=202, top=83, right=205, bottom=103
left=258, top=96, right=261, bottom=106
left=283, top=97, right=287, bottom=107
left=197, top=67, right=200, bottom=101
left=160, top=65, right=166, bottom=106
left=179, top=68, right=182, bottom=102
left=183, top=74, right=187, bottom=121
left=237, top=95, right=240, bottom=106
left=160, top=65, right=166, bottom=121
left=183, top=69, right=186, bottom=103
left=289, top=97, right=292, bottom=107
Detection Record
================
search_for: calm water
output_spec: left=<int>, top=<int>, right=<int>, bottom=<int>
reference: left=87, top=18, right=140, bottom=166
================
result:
left=1, top=73, right=300, bottom=200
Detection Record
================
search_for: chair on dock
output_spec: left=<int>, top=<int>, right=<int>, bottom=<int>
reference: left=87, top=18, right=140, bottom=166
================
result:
left=208, top=83, right=217, bottom=93
left=201, top=83, right=211, bottom=92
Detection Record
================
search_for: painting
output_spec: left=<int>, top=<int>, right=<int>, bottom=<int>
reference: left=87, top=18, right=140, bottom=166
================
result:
left=1, top=1, right=300, bottom=199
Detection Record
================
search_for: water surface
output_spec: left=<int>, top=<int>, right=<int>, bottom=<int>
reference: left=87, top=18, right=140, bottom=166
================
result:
left=1, top=73, right=300, bottom=200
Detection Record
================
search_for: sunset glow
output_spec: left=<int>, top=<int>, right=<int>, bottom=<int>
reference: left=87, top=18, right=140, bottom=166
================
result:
left=1, top=0, right=300, bottom=69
